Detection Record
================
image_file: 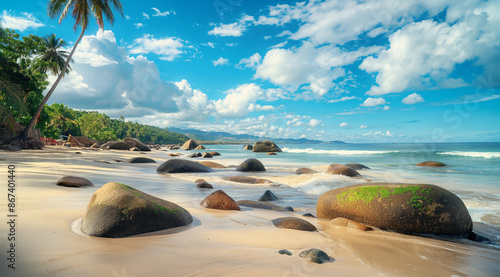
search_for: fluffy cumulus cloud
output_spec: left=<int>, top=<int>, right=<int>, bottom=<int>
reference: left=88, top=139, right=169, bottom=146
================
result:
left=0, top=10, right=44, bottom=31
left=402, top=93, right=424, bottom=104
left=213, top=57, right=228, bottom=66
left=238, top=53, right=262, bottom=69
left=128, top=34, right=184, bottom=61
left=339, top=122, right=349, bottom=127
left=361, top=97, right=386, bottom=107
left=211, top=83, right=263, bottom=119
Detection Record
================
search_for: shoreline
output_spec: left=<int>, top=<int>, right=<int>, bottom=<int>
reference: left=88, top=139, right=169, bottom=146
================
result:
left=1, top=146, right=499, bottom=276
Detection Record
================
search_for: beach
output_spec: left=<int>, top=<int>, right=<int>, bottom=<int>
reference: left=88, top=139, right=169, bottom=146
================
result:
left=1, top=144, right=500, bottom=276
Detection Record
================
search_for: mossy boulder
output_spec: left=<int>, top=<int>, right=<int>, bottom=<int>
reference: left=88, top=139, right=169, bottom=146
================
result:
left=81, top=182, right=193, bottom=238
left=325, top=164, right=361, bottom=177
left=252, top=141, right=282, bottom=152
left=417, top=161, right=447, bottom=167
left=123, top=137, right=151, bottom=151
left=157, top=159, right=214, bottom=173
left=316, top=182, right=473, bottom=236
left=236, top=158, right=266, bottom=172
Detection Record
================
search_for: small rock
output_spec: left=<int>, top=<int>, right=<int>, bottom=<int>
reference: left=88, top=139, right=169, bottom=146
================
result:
left=200, top=190, right=240, bottom=211
left=258, top=190, right=278, bottom=201
left=325, top=164, right=361, bottom=177
left=272, top=217, right=317, bottom=231
left=416, top=161, right=447, bottom=167
left=126, top=157, right=156, bottom=163
left=236, top=158, right=266, bottom=172
left=56, top=176, right=94, bottom=188
left=285, top=206, right=294, bottom=212
left=303, top=213, right=315, bottom=218
left=225, top=176, right=271, bottom=184
left=202, top=152, right=213, bottom=158
left=299, top=249, right=330, bottom=264
left=278, top=249, right=292, bottom=256
left=194, top=179, right=207, bottom=184
left=75, top=152, right=82, bottom=154
left=197, top=182, right=214, bottom=189
left=267, top=152, right=277, bottom=155
left=195, top=145, right=206, bottom=150
left=295, top=168, right=316, bottom=175
left=187, top=153, right=199, bottom=158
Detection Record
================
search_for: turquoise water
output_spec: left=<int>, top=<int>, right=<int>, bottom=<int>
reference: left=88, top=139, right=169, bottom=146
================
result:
left=199, top=142, right=500, bottom=243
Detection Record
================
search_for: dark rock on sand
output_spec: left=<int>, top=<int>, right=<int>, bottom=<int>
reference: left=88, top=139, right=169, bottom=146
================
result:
left=330, top=217, right=373, bottom=231
left=316, top=182, right=473, bottom=236
left=243, top=144, right=253, bottom=150
left=303, top=213, right=315, bottom=218
left=344, top=163, right=370, bottom=170
left=295, top=168, right=316, bottom=175
left=56, top=176, right=94, bottom=188
left=285, top=206, right=294, bottom=212
left=102, top=141, right=131, bottom=150
left=325, top=164, right=361, bottom=177
left=202, top=152, right=213, bottom=158
left=272, top=217, right=317, bottom=231
left=209, top=151, right=221, bottom=156
left=181, top=139, right=199, bottom=150
left=252, top=141, right=282, bottom=152
left=258, top=190, right=278, bottom=201
left=81, top=182, right=193, bottom=238
left=299, top=249, right=330, bottom=264
left=127, top=157, right=156, bottom=163
left=194, top=145, right=206, bottom=150
left=0, top=145, right=21, bottom=151
left=225, top=176, right=271, bottom=184
left=279, top=249, right=292, bottom=256
left=417, top=161, right=447, bottom=167
left=200, top=190, right=240, bottom=210
left=197, top=182, right=213, bottom=189
left=236, top=200, right=291, bottom=212
left=198, top=161, right=226, bottom=168
left=157, top=159, right=214, bottom=173
left=236, top=158, right=266, bottom=172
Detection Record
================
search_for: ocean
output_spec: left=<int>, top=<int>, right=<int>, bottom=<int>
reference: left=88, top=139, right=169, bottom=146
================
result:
left=190, top=142, right=500, bottom=244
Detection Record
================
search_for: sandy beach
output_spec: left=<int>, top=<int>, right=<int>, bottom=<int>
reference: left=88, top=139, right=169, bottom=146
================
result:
left=1, top=146, right=499, bottom=277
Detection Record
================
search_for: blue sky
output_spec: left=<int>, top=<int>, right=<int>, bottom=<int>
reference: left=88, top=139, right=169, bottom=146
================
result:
left=2, top=0, right=500, bottom=142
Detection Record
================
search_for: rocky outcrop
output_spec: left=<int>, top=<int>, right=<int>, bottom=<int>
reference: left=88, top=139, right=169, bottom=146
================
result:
left=316, top=182, right=473, bottom=236
left=194, top=145, right=206, bottom=150
left=123, top=137, right=151, bottom=151
left=258, top=190, right=278, bottom=201
left=200, top=190, right=240, bottom=210
left=417, top=161, right=447, bottom=167
left=272, top=217, right=317, bottom=231
left=252, top=141, right=282, bottom=152
left=243, top=145, right=253, bottom=150
left=198, top=161, right=226, bottom=168
left=344, top=163, right=370, bottom=170
left=181, top=139, right=199, bottom=150
left=224, top=176, right=271, bottom=184
left=56, top=176, right=94, bottom=188
left=299, top=249, right=330, bottom=264
left=157, top=159, right=214, bottom=173
left=295, top=168, right=316, bottom=175
left=325, top=164, right=361, bottom=177
left=236, top=158, right=266, bottom=172
left=126, top=157, right=156, bottom=163
left=81, top=182, right=193, bottom=238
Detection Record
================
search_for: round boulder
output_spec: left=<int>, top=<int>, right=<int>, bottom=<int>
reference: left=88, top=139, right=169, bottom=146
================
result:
left=417, top=161, right=447, bottom=167
left=325, top=164, right=361, bottom=177
left=236, top=158, right=266, bottom=172
left=202, top=152, right=213, bottom=158
left=198, top=161, right=226, bottom=168
left=57, top=176, right=94, bottom=188
left=344, top=163, right=370, bottom=170
left=81, top=182, right=193, bottom=238
left=209, top=151, right=221, bottom=156
left=252, top=141, right=282, bottom=152
left=200, top=190, right=240, bottom=210
left=197, top=182, right=213, bottom=189
left=194, top=145, right=206, bottom=150
left=258, top=190, right=278, bottom=201
left=299, top=249, right=330, bottom=264
left=272, top=217, right=317, bottom=231
left=316, top=182, right=473, bottom=236
left=123, top=137, right=151, bottom=151
left=126, top=157, right=156, bottom=163
left=102, top=141, right=131, bottom=150
left=157, top=159, right=214, bottom=173
left=295, top=168, right=316, bottom=175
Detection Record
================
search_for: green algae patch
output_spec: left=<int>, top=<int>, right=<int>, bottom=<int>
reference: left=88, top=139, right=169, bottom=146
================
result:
left=119, top=183, right=142, bottom=197
left=336, top=185, right=434, bottom=212
left=153, top=201, right=179, bottom=215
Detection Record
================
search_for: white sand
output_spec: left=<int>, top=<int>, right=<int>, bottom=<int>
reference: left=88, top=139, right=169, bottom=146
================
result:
left=1, top=146, right=499, bottom=276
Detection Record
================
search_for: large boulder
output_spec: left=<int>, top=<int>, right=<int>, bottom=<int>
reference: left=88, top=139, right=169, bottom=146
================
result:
left=325, top=164, right=361, bottom=177
left=75, top=136, right=93, bottom=147
left=316, top=182, right=473, bottom=236
left=272, top=217, right=317, bottom=231
left=57, top=176, right=94, bottom=188
left=123, top=137, right=151, bottom=151
left=102, top=141, right=132, bottom=150
left=157, top=159, right=213, bottom=173
left=236, top=158, right=266, bottom=172
left=181, top=139, right=199, bottom=150
left=200, top=190, right=240, bottom=211
left=68, top=135, right=85, bottom=147
left=417, top=161, right=447, bottom=167
left=252, top=141, right=282, bottom=152
left=126, top=157, right=156, bottom=163
left=81, top=182, right=193, bottom=238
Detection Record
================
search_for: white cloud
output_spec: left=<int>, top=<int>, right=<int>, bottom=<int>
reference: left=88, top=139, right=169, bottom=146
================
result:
left=211, top=83, right=263, bottom=118
left=309, top=119, right=321, bottom=127
left=339, top=122, right=349, bottom=127
left=152, top=7, right=170, bottom=17
left=134, top=23, right=144, bottom=29
left=0, top=10, right=44, bottom=31
left=402, top=93, right=424, bottom=104
left=238, top=53, right=262, bottom=69
left=361, top=97, right=386, bottom=107
left=328, top=96, right=358, bottom=103
left=226, top=43, right=237, bottom=47
left=383, top=105, right=391, bottom=110
left=125, top=15, right=131, bottom=20
left=213, top=57, right=228, bottom=66
left=208, top=22, right=246, bottom=37
left=128, top=34, right=184, bottom=61
left=277, top=30, right=293, bottom=37
left=367, top=27, right=387, bottom=38
left=270, top=41, right=288, bottom=48
left=203, top=42, right=215, bottom=48
left=142, top=12, right=150, bottom=19
left=360, top=124, right=368, bottom=129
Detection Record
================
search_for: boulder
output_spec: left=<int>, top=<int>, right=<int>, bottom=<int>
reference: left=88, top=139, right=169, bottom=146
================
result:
left=200, top=190, right=240, bottom=211
left=278, top=249, right=292, bottom=256
left=56, top=176, right=94, bottom=188
left=225, top=176, right=271, bottom=184
left=194, top=179, right=207, bottom=184
left=258, top=190, right=278, bottom=201
left=168, top=153, right=180, bottom=157
left=68, top=135, right=85, bottom=147
left=187, top=153, right=199, bottom=158
left=272, top=217, right=317, bottom=231
left=90, top=143, right=100, bottom=148
left=194, top=145, right=206, bottom=150
left=325, top=164, right=361, bottom=177
left=267, top=152, right=277, bottom=155
left=316, top=182, right=473, bottom=236
left=126, top=157, right=156, bottom=163
left=123, top=137, right=151, bottom=151
left=157, top=159, right=214, bottom=173
left=198, top=161, right=226, bottom=168
left=330, top=217, right=373, bottom=231
left=303, top=213, right=315, bottom=218
left=209, top=151, right=221, bottom=156
left=202, top=152, right=213, bottom=158
left=344, top=163, right=370, bottom=170
left=81, top=182, right=193, bottom=238
left=181, top=139, right=199, bottom=150
left=236, top=158, right=266, bottom=172
left=197, top=182, right=213, bottom=189
left=236, top=200, right=290, bottom=212
left=252, top=141, right=282, bottom=152
left=243, top=145, right=253, bottom=150
left=74, top=136, right=93, bottom=147
left=417, top=161, right=447, bottom=167
left=0, top=145, right=21, bottom=151
left=129, top=147, right=140, bottom=151
left=295, top=168, right=316, bottom=175
left=299, top=249, right=330, bottom=264
left=102, top=141, right=131, bottom=150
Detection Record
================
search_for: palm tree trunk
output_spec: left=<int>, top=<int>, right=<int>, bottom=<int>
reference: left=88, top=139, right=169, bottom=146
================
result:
left=19, top=28, right=86, bottom=140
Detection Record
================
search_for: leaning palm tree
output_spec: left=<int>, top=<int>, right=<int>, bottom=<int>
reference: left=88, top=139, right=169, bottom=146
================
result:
left=19, top=0, right=123, bottom=140
left=40, top=33, right=73, bottom=76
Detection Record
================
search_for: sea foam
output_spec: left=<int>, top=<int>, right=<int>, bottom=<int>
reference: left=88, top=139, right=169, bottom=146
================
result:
left=438, top=151, right=500, bottom=159
left=282, top=148, right=398, bottom=155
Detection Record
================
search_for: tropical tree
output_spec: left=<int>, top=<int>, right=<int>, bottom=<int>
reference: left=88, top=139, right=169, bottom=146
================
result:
left=39, top=33, right=73, bottom=76
left=46, top=103, right=80, bottom=136
left=19, top=0, right=123, bottom=140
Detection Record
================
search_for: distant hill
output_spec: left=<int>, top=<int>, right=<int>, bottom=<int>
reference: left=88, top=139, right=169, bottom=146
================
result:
left=168, top=127, right=345, bottom=144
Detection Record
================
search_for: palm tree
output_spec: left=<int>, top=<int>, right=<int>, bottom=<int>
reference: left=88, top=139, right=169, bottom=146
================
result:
left=46, top=103, right=79, bottom=135
left=40, top=33, right=73, bottom=76
left=19, top=0, right=123, bottom=140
